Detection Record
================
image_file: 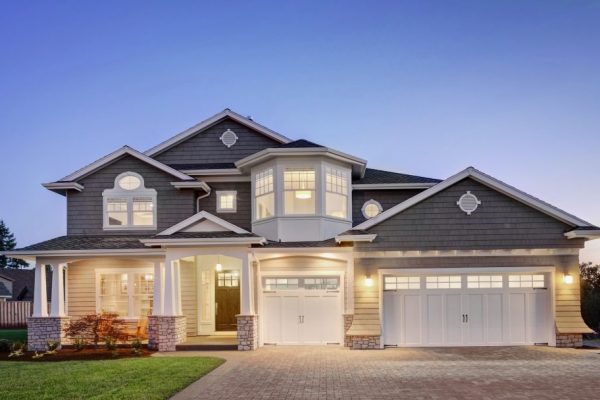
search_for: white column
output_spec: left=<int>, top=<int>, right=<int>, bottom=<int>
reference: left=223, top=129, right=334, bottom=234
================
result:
left=346, top=255, right=354, bottom=314
left=240, top=254, right=254, bottom=315
left=50, top=264, right=66, bottom=317
left=174, top=260, right=182, bottom=315
left=33, top=262, right=48, bottom=317
left=163, top=258, right=176, bottom=316
left=152, top=261, right=164, bottom=315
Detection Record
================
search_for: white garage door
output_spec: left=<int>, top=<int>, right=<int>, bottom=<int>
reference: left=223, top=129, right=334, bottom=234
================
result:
left=262, top=276, right=342, bottom=345
left=383, top=272, right=551, bottom=347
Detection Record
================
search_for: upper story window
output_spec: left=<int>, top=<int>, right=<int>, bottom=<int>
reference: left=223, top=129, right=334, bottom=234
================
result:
left=284, top=169, right=316, bottom=215
left=103, top=172, right=157, bottom=230
left=216, top=191, right=237, bottom=213
left=325, top=167, right=348, bottom=219
left=255, top=168, right=275, bottom=220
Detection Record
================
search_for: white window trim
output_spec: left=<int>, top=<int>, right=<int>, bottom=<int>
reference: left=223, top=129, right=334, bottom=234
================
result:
left=362, top=199, right=383, bottom=219
left=216, top=190, right=237, bottom=213
left=95, top=267, right=154, bottom=320
left=102, top=171, right=157, bottom=230
left=325, top=166, right=349, bottom=220
left=283, top=168, right=317, bottom=216
left=254, top=167, right=275, bottom=221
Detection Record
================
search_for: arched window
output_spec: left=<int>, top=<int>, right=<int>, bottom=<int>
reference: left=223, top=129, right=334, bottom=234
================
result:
left=103, top=172, right=157, bottom=230
left=362, top=199, right=383, bottom=219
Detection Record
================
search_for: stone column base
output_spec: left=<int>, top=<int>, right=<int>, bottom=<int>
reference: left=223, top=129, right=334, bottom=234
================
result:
left=350, top=335, right=381, bottom=350
left=27, top=317, right=70, bottom=351
left=237, top=314, right=258, bottom=351
left=556, top=333, right=583, bottom=348
left=343, top=314, right=354, bottom=347
left=148, top=315, right=187, bottom=352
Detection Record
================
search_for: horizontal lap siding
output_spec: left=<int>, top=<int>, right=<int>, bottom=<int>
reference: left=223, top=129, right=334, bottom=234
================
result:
left=196, top=182, right=252, bottom=231
left=153, top=119, right=281, bottom=164
left=357, top=178, right=585, bottom=251
left=352, top=189, right=423, bottom=226
left=180, top=260, right=197, bottom=336
left=67, top=155, right=195, bottom=235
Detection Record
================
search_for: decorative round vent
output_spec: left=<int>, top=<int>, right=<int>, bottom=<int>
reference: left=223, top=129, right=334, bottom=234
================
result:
left=457, top=191, right=481, bottom=215
left=220, top=129, right=238, bottom=148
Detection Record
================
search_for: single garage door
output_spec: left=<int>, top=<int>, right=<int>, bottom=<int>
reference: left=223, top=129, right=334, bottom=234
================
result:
left=262, top=276, right=343, bottom=345
left=383, top=272, right=551, bottom=346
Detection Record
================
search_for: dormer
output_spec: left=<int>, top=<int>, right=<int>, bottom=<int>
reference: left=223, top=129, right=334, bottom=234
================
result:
left=236, top=140, right=366, bottom=241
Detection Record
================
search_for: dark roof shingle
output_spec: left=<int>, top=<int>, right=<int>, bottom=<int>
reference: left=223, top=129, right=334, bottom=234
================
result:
left=167, top=162, right=236, bottom=170
left=353, top=168, right=441, bottom=185
left=277, top=139, right=324, bottom=148
left=16, top=235, right=151, bottom=251
left=0, top=282, right=11, bottom=297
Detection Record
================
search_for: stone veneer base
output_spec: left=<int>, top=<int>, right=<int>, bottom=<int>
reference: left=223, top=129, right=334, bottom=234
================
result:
left=148, top=315, right=187, bottom=352
left=27, top=317, right=70, bottom=351
left=349, top=335, right=381, bottom=350
left=237, top=314, right=258, bottom=351
left=556, top=333, right=583, bottom=348
left=343, top=314, right=354, bottom=348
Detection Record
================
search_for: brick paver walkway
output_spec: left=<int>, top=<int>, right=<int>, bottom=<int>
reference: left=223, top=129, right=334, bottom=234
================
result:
left=163, top=346, right=600, bottom=400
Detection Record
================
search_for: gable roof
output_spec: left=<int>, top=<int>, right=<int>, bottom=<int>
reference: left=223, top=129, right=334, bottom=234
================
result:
left=157, top=210, right=250, bottom=236
left=48, top=146, right=194, bottom=186
left=355, top=167, right=596, bottom=231
left=353, top=168, right=442, bottom=185
left=277, top=139, right=324, bottom=148
left=145, top=109, right=292, bottom=157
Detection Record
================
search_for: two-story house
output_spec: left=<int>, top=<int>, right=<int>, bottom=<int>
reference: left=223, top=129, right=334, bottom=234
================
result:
left=6, top=109, right=599, bottom=351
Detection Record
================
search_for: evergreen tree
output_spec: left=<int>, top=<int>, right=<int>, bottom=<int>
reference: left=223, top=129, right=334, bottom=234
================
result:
left=0, top=220, right=28, bottom=268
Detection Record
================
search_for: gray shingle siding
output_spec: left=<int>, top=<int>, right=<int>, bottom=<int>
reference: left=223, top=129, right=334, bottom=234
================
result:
left=153, top=119, right=281, bottom=164
left=352, top=189, right=425, bottom=226
left=67, top=155, right=195, bottom=235
left=357, top=178, right=585, bottom=251
left=196, top=182, right=252, bottom=231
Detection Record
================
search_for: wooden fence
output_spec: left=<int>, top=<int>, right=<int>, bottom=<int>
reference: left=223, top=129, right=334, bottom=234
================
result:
left=0, top=301, right=32, bottom=328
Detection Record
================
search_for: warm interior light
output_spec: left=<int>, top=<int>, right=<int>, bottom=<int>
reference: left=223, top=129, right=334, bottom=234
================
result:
left=364, top=275, right=374, bottom=287
left=143, top=274, right=153, bottom=281
left=563, top=273, right=573, bottom=285
left=215, top=263, right=223, bottom=272
left=295, top=190, right=312, bottom=199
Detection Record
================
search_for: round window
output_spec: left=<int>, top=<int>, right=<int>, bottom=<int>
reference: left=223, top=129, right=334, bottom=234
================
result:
left=362, top=200, right=382, bottom=219
left=118, top=175, right=142, bottom=190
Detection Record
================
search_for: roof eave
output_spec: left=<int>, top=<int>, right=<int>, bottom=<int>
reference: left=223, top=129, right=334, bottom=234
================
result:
left=352, top=183, right=437, bottom=190
left=140, top=237, right=267, bottom=247
left=335, top=234, right=377, bottom=244
left=564, top=229, right=600, bottom=240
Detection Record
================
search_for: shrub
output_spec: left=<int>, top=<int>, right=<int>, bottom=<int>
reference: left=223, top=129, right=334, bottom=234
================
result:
left=64, top=312, right=127, bottom=348
left=45, top=339, right=59, bottom=355
left=8, top=341, right=26, bottom=358
left=73, top=336, right=86, bottom=351
left=0, top=339, right=11, bottom=352
left=31, top=351, right=44, bottom=360
left=131, top=338, right=142, bottom=355
left=104, top=337, right=117, bottom=351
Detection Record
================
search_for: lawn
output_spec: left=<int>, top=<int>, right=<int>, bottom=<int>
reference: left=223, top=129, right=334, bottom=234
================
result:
left=0, top=329, right=27, bottom=342
left=0, top=356, right=224, bottom=400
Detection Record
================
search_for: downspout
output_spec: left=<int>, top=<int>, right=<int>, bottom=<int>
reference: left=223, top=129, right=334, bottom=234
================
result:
left=196, top=185, right=212, bottom=213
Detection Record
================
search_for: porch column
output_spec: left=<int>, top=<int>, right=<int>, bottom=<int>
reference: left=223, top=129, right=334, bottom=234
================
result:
left=163, top=258, right=176, bottom=316
left=50, top=263, right=66, bottom=317
left=152, top=261, right=164, bottom=315
left=32, top=262, right=48, bottom=317
left=174, top=260, right=182, bottom=315
left=240, top=254, right=254, bottom=315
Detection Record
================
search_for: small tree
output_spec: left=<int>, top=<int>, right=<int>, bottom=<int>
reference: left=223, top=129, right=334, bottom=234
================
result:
left=580, top=262, right=600, bottom=333
left=0, top=220, right=28, bottom=269
left=64, top=313, right=127, bottom=349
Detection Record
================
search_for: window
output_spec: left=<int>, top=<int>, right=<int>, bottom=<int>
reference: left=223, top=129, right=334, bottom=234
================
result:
left=284, top=169, right=316, bottom=215
left=263, top=277, right=339, bottom=290
left=304, top=277, right=339, bottom=290
left=467, top=275, right=503, bottom=288
left=98, top=271, right=153, bottom=318
left=217, top=272, right=239, bottom=287
left=426, top=276, right=462, bottom=289
left=362, top=200, right=383, bottom=219
left=255, top=169, right=275, bottom=220
left=384, top=276, right=420, bottom=290
left=264, top=278, right=299, bottom=290
left=216, top=191, right=237, bottom=213
left=103, top=172, right=157, bottom=229
left=325, top=167, right=348, bottom=219
left=509, top=274, right=545, bottom=288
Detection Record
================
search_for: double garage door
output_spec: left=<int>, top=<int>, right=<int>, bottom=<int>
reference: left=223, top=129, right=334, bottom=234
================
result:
left=383, top=272, right=552, bottom=347
left=261, top=276, right=343, bottom=345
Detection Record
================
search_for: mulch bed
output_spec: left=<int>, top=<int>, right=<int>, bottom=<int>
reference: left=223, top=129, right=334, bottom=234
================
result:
left=0, top=347, right=155, bottom=361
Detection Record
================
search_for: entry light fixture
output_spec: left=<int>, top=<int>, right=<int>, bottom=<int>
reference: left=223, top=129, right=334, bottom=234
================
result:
left=563, top=273, right=573, bottom=285
left=364, top=274, right=374, bottom=287
left=215, top=255, right=223, bottom=272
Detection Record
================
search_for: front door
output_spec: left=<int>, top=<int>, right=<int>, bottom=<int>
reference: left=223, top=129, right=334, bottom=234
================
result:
left=215, top=270, right=240, bottom=331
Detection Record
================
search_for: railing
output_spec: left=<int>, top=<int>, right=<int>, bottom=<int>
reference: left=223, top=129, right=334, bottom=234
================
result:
left=0, top=301, right=32, bottom=328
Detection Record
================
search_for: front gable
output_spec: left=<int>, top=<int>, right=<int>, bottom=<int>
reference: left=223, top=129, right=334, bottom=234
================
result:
left=358, top=177, right=586, bottom=251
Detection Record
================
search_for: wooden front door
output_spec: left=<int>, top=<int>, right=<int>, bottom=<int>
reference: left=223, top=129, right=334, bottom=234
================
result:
left=215, top=271, right=240, bottom=331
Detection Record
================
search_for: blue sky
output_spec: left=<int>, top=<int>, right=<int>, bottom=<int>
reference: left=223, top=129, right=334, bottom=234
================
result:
left=1, top=1, right=599, bottom=262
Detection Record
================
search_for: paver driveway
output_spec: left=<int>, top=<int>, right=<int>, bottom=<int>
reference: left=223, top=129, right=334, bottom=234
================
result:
left=165, top=346, right=600, bottom=400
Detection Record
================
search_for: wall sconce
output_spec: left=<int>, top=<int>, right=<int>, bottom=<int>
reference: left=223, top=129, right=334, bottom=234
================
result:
left=364, top=274, right=374, bottom=287
left=563, top=273, right=573, bottom=285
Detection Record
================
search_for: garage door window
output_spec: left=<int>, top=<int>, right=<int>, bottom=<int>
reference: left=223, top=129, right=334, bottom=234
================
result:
left=264, top=278, right=299, bottom=290
left=467, top=275, right=503, bottom=288
left=426, top=276, right=461, bottom=289
left=384, top=276, right=420, bottom=290
left=304, top=278, right=339, bottom=290
left=264, top=277, right=339, bottom=291
left=508, top=274, right=545, bottom=288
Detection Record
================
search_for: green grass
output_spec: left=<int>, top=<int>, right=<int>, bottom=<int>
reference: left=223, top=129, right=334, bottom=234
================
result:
left=0, top=329, right=27, bottom=342
left=0, top=356, right=224, bottom=400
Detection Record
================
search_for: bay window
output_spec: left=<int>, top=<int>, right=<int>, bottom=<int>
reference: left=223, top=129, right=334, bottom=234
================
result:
left=98, top=270, right=154, bottom=318
left=325, top=167, right=348, bottom=219
left=255, top=168, right=275, bottom=220
left=284, top=169, right=316, bottom=215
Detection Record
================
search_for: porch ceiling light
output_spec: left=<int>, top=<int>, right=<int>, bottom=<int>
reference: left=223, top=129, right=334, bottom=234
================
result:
left=295, top=190, right=312, bottom=200
left=215, top=263, right=223, bottom=272
left=563, top=273, right=573, bottom=285
left=364, top=275, right=374, bottom=287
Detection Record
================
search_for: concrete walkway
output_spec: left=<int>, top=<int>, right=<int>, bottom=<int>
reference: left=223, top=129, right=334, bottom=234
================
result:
left=160, top=346, right=600, bottom=400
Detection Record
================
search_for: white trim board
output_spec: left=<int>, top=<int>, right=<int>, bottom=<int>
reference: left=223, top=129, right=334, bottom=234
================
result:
left=140, top=237, right=266, bottom=246
left=354, top=248, right=579, bottom=259
left=58, top=146, right=193, bottom=182
left=564, top=229, right=600, bottom=239
left=42, top=182, right=84, bottom=192
left=354, top=166, right=594, bottom=230
left=157, top=210, right=250, bottom=235
left=145, top=109, right=292, bottom=157
left=335, top=234, right=377, bottom=244
left=352, top=183, right=436, bottom=190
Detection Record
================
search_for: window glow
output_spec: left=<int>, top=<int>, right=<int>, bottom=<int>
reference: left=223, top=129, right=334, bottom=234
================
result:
left=255, top=169, right=275, bottom=220
left=325, top=167, right=348, bottom=219
left=217, top=191, right=237, bottom=212
left=99, top=272, right=153, bottom=318
left=384, top=276, right=420, bottom=290
left=426, top=275, right=462, bottom=289
left=104, top=172, right=156, bottom=229
left=284, top=169, right=316, bottom=215
left=118, top=175, right=141, bottom=190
